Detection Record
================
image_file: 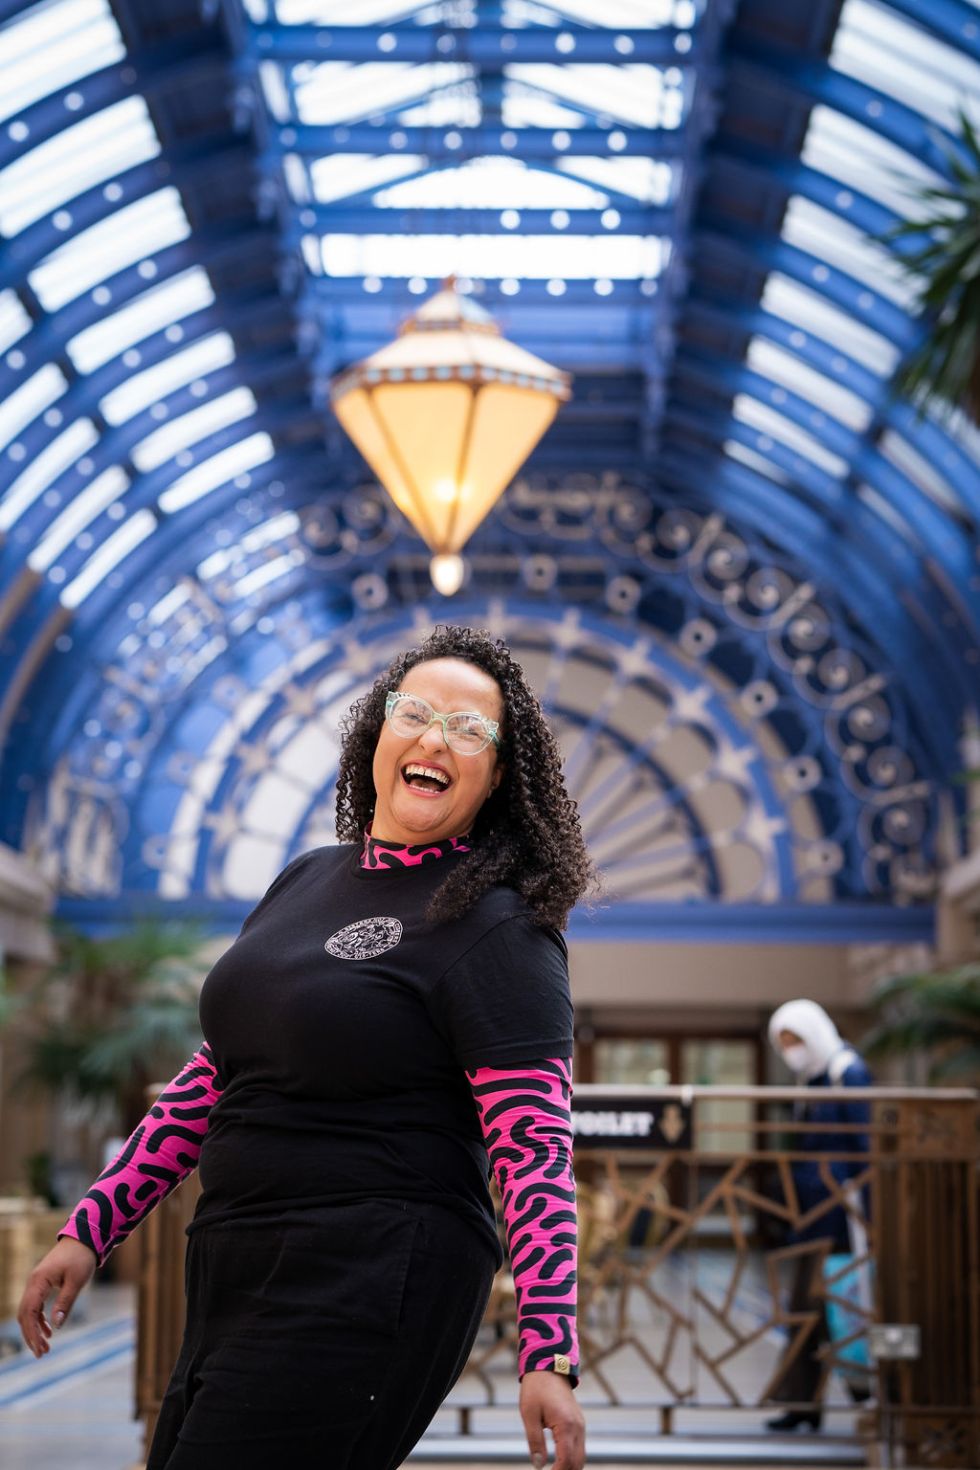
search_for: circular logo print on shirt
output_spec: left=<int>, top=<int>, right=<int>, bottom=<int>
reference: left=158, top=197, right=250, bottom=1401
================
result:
left=324, top=916, right=403, bottom=960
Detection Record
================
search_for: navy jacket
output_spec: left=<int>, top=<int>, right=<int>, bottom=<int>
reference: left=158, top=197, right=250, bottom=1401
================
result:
left=790, top=1049, right=872, bottom=1250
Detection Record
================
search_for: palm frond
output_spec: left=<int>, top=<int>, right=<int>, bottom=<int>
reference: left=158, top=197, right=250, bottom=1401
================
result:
left=874, top=109, right=980, bottom=422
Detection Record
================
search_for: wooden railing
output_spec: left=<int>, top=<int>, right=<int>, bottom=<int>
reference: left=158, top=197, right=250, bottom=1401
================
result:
left=135, top=1085, right=979, bottom=1466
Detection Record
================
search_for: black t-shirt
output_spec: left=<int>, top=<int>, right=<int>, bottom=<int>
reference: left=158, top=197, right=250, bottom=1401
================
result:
left=189, top=842, right=574, bottom=1259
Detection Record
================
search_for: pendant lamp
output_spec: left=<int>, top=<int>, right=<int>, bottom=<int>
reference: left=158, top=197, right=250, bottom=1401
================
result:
left=330, top=279, right=572, bottom=595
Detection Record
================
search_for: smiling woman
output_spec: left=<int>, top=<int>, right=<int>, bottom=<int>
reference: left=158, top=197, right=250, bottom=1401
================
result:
left=371, top=659, right=505, bottom=848
left=26, top=623, right=595, bottom=1470
left=338, top=622, right=598, bottom=928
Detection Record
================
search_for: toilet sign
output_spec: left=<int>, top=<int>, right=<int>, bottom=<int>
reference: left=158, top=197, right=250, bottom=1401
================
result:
left=570, top=1096, right=692, bottom=1150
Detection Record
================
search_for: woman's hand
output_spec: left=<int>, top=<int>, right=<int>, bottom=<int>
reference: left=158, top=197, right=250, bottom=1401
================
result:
left=17, top=1236, right=97, bottom=1357
left=519, top=1369, right=586, bottom=1469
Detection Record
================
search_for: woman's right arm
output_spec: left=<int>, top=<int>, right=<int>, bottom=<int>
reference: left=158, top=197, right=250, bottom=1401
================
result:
left=57, top=1042, right=223, bottom=1267
left=18, top=1043, right=222, bottom=1357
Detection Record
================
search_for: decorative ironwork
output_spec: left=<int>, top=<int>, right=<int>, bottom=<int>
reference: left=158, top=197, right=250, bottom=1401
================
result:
left=21, top=552, right=942, bottom=906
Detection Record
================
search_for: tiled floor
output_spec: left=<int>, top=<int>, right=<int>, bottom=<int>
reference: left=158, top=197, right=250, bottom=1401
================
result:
left=0, top=1283, right=889, bottom=1470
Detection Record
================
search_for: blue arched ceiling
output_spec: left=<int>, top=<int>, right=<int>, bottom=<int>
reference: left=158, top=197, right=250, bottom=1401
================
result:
left=0, top=0, right=977, bottom=932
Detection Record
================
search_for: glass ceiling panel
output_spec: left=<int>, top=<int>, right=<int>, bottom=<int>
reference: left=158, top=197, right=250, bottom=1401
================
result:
left=944, top=407, right=980, bottom=468
left=28, top=463, right=129, bottom=571
left=0, top=363, right=67, bottom=452
left=61, top=507, right=156, bottom=610
left=732, top=394, right=849, bottom=478
left=832, top=0, right=980, bottom=129
left=746, top=337, right=872, bottom=432
left=502, top=90, right=590, bottom=130
left=781, top=195, right=920, bottom=308
left=66, top=267, right=216, bottom=374
left=0, top=417, right=98, bottom=532
left=99, top=333, right=238, bottom=426
left=801, top=104, right=942, bottom=219
left=0, top=96, right=160, bottom=236
left=292, top=62, right=471, bottom=125
left=197, top=509, right=301, bottom=579
left=761, top=273, right=899, bottom=376
left=0, top=0, right=125, bottom=126
left=374, top=158, right=607, bottom=207
left=157, top=432, right=276, bottom=513
left=856, top=481, right=921, bottom=546
left=0, top=290, right=32, bottom=357
left=512, top=1, right=681, bottom=23
left=723, top=438, right=792, bottom=487
left=28, top=188, right=192, bottom=312
left=262, top=0, right=687, bottom=21
left=130, top=387, right=259, bottom=473
left=879, top=429, right=968, bottom=520
left=308, top=153, right=427, bottom=203
left=318, top=230, right=664, bottom=278
left=510, top=64, right=684, bottom=130
left=558, top=156, right=674, bottom=203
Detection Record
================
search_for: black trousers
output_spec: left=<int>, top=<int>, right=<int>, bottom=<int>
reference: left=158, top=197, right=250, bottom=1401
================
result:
left=147, top=1198, right=499, bottom=1470
left=772, top=1252, right=827, bottom=1405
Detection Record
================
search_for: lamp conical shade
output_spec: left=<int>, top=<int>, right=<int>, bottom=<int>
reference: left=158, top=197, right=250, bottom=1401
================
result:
left=330, top=282, right=571, bottom=566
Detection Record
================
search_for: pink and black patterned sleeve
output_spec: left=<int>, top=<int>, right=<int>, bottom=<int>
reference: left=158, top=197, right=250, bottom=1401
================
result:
left=57, top=1044, right=223, bottom=1268
left=467, top=1057, right=579, bottom=1387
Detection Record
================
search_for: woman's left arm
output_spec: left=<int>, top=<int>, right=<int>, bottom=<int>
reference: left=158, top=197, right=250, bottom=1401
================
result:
left=467, top=1057, right=579, bottom=1381
left=467, top=1057, right=585, bottom=1470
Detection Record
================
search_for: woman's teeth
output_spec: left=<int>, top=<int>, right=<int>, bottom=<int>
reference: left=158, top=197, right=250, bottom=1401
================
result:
left=402, top=764, right=450, bottom=792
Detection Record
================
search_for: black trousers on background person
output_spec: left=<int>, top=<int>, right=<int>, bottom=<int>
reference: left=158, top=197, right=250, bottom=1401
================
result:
left=771, top=1252, right=828, bottom=1405
left=146, top=1198, right=499, bottom=1470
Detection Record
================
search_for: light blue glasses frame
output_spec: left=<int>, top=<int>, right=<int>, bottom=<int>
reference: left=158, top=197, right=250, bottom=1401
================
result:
left=385, top=691, right=501, bottom=754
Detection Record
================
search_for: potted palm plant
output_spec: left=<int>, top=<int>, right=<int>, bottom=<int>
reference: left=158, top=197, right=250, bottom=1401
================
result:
left=6, top=916, right=209, bottom=1275
left=862, top=963, right=980, bottom=1083
left=882, top=110, right=980, bottom=422
left=12, top=915, right=208, bottom=1131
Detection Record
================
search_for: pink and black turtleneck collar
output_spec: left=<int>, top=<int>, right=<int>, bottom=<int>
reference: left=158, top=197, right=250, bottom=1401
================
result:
left=359, top=826, right=471, bottom=871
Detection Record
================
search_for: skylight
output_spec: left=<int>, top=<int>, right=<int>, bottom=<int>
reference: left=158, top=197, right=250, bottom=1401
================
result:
left=0, top=364, right=67, bottom=453
left=308, top=153, right=428, bottom=204
left=28, top=464, right=129, bottom=570
left=801, top=105, right=943, bottom=220
left=292, top=62, right=472, bottom=126
left=732, top=394, right=849, bottom=479
left=746, top=338, right=872, bottom=433
left=319, top=231, right=664, bottom=278
left=158, top=432, right=276, bottom=513
left=66, top=268, right=217, bottom=374
left=0, top=418, right=98, bottom=532
left=130, top=387, right=259, bottom=473
left=60, top=508, right=157, bottom=610
left=373, top=158, right=608, bottom=208
left=879, top=430, right=968, bottom=519
left=0, top=290, right=32, bottom=356
left=100, top=333, right=238, bottom=426
left=510, top=64, right=684, bottom=130
left=0, top=0, right=125, bottom=126
left=28, top=188, right=192, bottom=312
left=831, top=0, right=980, bottom=129
left=558, top=156, right=674, bottom=204
left=781, top=195, right=920, bottom=308
left=761, top=273, right=900, bottom=377
left=0, top=96, right=160, bottom=236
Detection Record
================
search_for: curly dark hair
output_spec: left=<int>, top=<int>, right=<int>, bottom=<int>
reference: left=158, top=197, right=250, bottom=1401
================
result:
left=334, top=624, right=599, bottom=929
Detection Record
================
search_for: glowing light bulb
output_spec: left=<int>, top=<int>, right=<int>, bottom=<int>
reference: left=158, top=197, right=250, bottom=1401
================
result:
left=430, top=553, right=466, bottom=596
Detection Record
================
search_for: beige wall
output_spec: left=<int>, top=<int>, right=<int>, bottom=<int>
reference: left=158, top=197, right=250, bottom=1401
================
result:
left=569, top=938, right=850, bottom=1011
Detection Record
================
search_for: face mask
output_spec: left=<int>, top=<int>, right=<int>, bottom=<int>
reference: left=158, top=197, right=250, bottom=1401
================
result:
left=781, top=1043, right=809, bottom=1074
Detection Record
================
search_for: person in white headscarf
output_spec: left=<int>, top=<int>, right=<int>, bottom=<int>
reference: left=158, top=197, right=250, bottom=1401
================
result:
left=764, top=999, right=872, bottom=1433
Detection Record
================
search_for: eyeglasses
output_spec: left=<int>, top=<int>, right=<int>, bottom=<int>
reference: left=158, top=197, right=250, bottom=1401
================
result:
left=385, top=691, right=501, bottom=755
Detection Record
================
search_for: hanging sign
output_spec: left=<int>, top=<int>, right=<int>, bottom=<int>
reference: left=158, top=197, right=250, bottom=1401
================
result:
left=570, top=1096, right=693, bottom=1150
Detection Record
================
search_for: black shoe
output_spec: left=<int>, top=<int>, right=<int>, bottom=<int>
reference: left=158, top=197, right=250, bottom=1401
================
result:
left=765, top=1410, right=822, bottom=1431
